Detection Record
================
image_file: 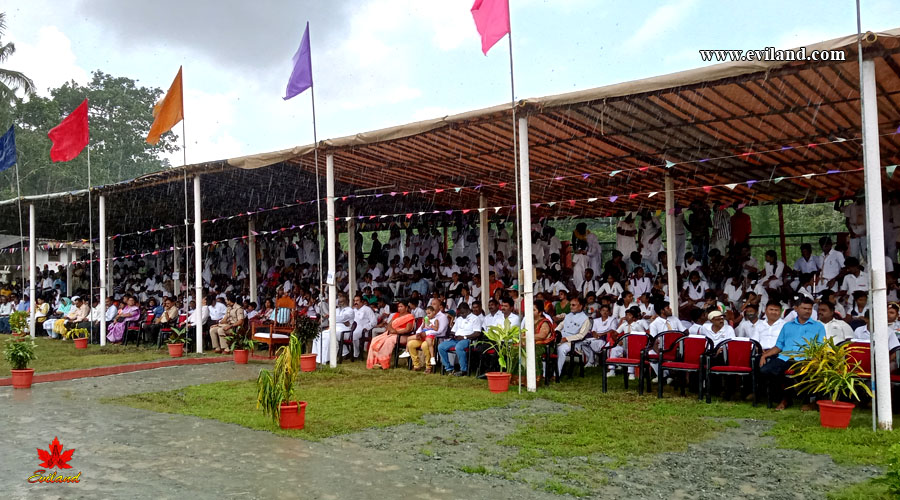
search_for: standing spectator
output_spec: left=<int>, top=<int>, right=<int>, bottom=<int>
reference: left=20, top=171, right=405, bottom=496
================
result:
left=616, top=213, right=638, bottom=260
left=687, top=202, right=712, bottom=265
left=711, top=206, right=732, bottom=254
left=730, top=204, right=752, bottom=246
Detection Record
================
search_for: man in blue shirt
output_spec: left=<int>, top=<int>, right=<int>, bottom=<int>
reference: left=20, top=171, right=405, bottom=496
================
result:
left=759, top=296, right=825, bottom=410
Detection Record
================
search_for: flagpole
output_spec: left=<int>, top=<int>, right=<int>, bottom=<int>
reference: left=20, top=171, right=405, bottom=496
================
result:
left=87, top=144, right=94, bottom=302
left=505, top=1, right=523, bottom=394
left=182, top=119, right=191, bottom=311
left=14, top=161, right=26, bottom=290
left=308, top=25, right=325, bottom=297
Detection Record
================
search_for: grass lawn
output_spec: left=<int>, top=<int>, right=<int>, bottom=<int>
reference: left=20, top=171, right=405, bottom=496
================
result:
left=0, top=336, right=210, bottom=377
left=108, top=364, right=900, bottom=497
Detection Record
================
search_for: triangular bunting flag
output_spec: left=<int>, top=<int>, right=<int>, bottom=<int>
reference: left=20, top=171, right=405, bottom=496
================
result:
left=587, top=197, right=598, bottom=203
left=773, top=176, right=784, bottom=183
left=886, top=165, right=897, bottom=178
left=665, top=160, right=675, bottom=169
left=609, top=196, right=618, bottom=203
left=609, top=170, right=621, bottom=177
left=648, top=192, right=658, bottom=198
left=725, top=183, right=738, bottom=190
left=702, top=186, right=712, bottom=193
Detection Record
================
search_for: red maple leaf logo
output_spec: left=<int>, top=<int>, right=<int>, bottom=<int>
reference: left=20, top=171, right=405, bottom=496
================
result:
left=36, top=437, right=75, bottom=469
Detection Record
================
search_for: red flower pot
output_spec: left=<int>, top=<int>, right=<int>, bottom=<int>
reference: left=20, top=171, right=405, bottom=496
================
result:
left=73, top=338, right=89, bottom=349
left=817, top=400, right=855, bottom=428
left=279, top=401, right=307, bottom=430
left=233, top=349, right=249, bottom=364
left=486, top=372, right=512, bottom=393
left=11, top=368, right=34, bottom=389
left=300, top=354, right=317, bottom=372
left=167, top=343, right=184, bottom=358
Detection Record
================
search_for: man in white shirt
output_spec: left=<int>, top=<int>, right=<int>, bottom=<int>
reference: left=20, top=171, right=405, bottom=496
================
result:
left=638, top=210, right=663, bottom=269
left=819, top=237, right=845, bottom=289
left=554, top=296, right=591, bottom=376
left=313, top=293, right=354, bottom=363
left=840, top=198, right=867, bottom=261
left=649, top=301, right=683, bottom=337
left=437, top=302, right=482, bottom=376
left=582, top=304, right=619, bottom=366
left=818, top=301, right=854, bottom=344
left=735, top=303, right=760, bottom=338
left=703, top=310, right=735, bottom=346
left=616, top=213, right=638, bottom=260
left=750, top=301, right=784, bottom=350
left=839, top=257, right=868, bottom=302
left=351, top=296, right=377, bottom=358
left=209, top=297, right=227, bottom=323
left=580, top=268, right=601, bottom=297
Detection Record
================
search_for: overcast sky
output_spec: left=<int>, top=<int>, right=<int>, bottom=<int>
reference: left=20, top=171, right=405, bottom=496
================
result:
left=4, top=0, right=899, bottom=166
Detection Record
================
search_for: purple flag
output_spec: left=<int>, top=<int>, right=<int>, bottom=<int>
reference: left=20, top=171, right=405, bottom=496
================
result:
left=284, top=22, right=313, bottom=100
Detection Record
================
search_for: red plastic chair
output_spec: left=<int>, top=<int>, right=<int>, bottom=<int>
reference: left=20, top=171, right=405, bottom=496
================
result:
left=644, top=330, right=684, bottom=393
left=658, top=335, right=712, bottom=399
left=838, top=340, right=871, bottom=380
left=706, top=338, right=762, bottom=404
left=600, top=333, right=650, bottom=394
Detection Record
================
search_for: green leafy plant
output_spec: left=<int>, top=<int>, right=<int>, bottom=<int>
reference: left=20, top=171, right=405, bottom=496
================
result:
left=786, top=337, right=873, bottom=402
left=4, top=332, right=36, bottom=370
left=226, top=329, right=255, bottom=351
left=166, top=326, right=188, bottom=345
left=64, top=328, right=89, bottom=340
left=478, top=319, right=522, bottom=373
left=293, top=316, right=320, bottom=353
left=10, top=310, right=27, bottom=334
left=875, top=443, right=900, bottom=497
left=256, top=334, right=303, bottom=423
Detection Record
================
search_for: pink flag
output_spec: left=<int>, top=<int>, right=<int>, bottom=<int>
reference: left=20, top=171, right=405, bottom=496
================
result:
left=471, top=0, right=510, bottom=55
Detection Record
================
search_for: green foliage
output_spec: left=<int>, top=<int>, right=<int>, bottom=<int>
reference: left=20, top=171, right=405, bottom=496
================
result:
left=63, top=327, right=89, bottom=340
left=256, top=334, right=304, bottom=423
left=786, top=337, right=873, bottom=402
left=292, top=316, right=320, bottom=349
left=165, top=325, right=188, bottom=344
left=9, top=310, right=26, bottom=333
left=0, top=70, right=178, bottom=198
left=4, top=331, right=36, bottom=370
left=875, top=443, right=900, bottom=497
left=0, top=12, right=36, bottom=102
left=478, top=319, right=521, bottom=373
left=226, top=329, right=255, bottom=351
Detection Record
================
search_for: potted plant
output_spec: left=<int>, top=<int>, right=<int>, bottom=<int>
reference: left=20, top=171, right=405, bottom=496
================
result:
left=165, top=326, right=188, bottom=358
left=256, top=334, right=307, bottom=429
left=787, top=337, right=873, bottom=428
left=478, top=319, right=521, bottom=393
left=64, top=328, right=90, bottom=349
left=5, top=311, right=36, bottom=389
left=294, top=316, right=320, bottom=372
left=226, top=329, right=255, bottom=364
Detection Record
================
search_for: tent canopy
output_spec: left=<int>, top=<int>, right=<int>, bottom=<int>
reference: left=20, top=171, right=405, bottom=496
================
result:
left=4, top=28, right=900, bottom=242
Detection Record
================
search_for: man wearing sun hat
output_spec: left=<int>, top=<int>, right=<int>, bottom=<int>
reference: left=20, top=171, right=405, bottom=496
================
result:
left=703, top=310, right=735, bottom=346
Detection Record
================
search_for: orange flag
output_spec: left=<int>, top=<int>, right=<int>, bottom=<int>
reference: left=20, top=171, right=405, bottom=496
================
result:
left=146, top=67, right=184, bottom=144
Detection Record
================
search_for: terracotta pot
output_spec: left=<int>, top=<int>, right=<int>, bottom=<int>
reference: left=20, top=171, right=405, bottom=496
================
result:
left=486, top=372, right=512, bottom=393
left=817, top=400, right=855, bottom=428
left=300, top=354, right=317, bottom=372
left=11, top=368, right=34, bottom=389
left=73, top=337, right=89, bottom=349
left=233, top=349, right=249, bottom=364
left=167, top=343, right=184, bottom=358
left=279, top=401, right=307, bottom=430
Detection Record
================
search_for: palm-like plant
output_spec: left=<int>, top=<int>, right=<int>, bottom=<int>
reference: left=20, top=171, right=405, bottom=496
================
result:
left=0, top=12, right=36, bottom=101
left=786, top=336, right=873, bottom=403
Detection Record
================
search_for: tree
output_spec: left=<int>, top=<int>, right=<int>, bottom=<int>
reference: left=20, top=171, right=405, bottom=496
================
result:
left=0, top=12, right=36, bottom=103
left=0, top=71, right=179, bottom=197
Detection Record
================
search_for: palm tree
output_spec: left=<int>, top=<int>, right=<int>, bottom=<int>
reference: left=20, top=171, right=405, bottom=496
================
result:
left=0, top=12, right=35, bottom=101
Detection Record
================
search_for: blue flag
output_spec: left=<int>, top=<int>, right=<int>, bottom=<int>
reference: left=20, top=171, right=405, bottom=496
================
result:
left=283, top=22, right=313, bottom=100
left=0, top=126, right=15, bottom=172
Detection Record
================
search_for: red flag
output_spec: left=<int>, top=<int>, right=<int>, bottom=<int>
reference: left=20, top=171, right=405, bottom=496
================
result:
left=48, top=99, right=89, bottom=162
left=471, top=0, right=510, bottom=55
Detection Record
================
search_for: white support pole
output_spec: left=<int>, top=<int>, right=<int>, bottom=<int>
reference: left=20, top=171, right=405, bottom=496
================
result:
left=479, top=195, right=490, bottom=314
left=518, top=117, right=536, bottom=392
left=106, top=236, right=113, bottom=297
left=28, top=203, right=35, bottom=338
left=98, top=195, right=107, bottom=346
left=860, top=58, right=891, bottom=430
left=665, top=175, right=679, bottom=319
left=65, top=231, right=73, bottom=296
left=248, top=219, right=258, bottom=304
left=326, top=153, right=338, bottom=367
left=173, top=242, right=181, bottom=301
left=193, top=176, right=203, bottom=353
left=348, top=206, right=357, bottom=297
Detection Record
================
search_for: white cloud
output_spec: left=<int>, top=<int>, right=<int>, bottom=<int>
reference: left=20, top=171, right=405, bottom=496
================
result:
left=5, top=26, right=89, bottom=96
left=623, top=0, right=698, bottom=52
left=165, top=88, right=244, bottom=165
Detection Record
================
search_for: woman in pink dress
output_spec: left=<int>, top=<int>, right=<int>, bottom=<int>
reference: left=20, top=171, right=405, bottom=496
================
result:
left=366, top=300, right=415, bottom=370
left=108, top=296, right=140, bottom=343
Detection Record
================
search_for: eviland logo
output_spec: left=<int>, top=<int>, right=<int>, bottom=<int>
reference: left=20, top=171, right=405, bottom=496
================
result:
left=28, top=437, right=82, bottom=484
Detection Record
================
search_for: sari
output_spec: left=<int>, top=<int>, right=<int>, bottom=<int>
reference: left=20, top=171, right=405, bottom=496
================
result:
left=50, top=300, right=72, bottom=337
left=107, top=305, right=140, bottom=343
left=366, top=313, right=415, bottom=370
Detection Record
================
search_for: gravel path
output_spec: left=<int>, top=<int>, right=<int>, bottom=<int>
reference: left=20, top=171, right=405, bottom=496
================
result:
left=0, top=363, right=880, bottom=499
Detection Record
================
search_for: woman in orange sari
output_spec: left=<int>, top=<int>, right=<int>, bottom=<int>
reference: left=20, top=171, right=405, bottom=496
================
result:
left=366, top=300, right=415, bottom=370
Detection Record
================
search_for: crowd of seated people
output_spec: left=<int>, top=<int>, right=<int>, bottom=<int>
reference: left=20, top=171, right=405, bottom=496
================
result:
left=2, top=198, right=899, bottom=410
